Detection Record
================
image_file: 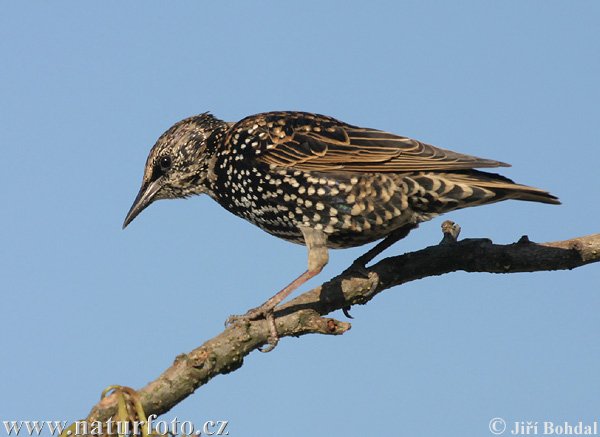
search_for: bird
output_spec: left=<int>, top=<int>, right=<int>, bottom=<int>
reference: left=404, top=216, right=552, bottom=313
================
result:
left=123, top=111, right=559, bottom=350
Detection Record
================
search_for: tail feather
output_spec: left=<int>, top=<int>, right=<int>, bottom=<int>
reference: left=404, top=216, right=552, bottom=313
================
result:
left=444, top=170, right=560, bottom=205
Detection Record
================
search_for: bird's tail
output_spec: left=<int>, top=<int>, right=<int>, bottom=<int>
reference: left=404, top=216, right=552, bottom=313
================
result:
left=442, top=169, right=560, bottom=205
left=407, top=170, right=560, bottom=217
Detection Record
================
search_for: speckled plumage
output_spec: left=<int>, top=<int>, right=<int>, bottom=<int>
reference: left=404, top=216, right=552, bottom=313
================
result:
left=124, top=111, right=559, bottom=349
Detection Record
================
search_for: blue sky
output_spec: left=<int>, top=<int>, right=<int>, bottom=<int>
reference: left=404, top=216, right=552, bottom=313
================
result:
left=1, top=2, right=599, bottom=436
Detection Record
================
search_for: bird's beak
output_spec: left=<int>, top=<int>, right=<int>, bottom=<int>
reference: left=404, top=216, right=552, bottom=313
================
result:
left=123, top=178, right=164, bottom=229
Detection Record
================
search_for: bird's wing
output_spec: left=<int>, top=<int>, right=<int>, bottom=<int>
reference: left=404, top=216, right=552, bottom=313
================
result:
left=227, top=112, right=510, bottom=173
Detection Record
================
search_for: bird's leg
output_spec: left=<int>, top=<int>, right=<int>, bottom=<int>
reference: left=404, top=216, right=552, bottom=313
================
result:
left=346, top=224, right=418, bottom=274
left=341, top=224, right=417, bottom=318
left=226, top=227, right=329, bottom=352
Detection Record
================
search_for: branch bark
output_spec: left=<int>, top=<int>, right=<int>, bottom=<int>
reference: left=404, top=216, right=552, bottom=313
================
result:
left=84, top=224, right=600, bottom=427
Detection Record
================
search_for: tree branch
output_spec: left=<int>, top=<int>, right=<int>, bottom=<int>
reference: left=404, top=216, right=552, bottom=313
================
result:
left=84, top=224, right=600, bottom=426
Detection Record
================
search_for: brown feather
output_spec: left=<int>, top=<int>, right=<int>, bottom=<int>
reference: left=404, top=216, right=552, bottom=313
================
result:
left=232, top=112, right=510, bottom=173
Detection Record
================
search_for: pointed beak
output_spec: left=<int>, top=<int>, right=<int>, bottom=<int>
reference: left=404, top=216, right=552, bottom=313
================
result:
left=123, top=178, right=164, bottom=229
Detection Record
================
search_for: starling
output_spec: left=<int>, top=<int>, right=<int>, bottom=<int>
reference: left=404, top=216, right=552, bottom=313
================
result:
left=124, top=111, right=559, bottom=349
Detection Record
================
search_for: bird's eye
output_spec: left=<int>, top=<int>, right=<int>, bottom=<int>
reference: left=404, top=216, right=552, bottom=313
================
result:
left=159, top=156, right=172, bottom=171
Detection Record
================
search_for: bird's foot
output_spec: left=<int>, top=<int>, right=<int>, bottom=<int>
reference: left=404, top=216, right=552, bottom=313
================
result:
left=354, top=270, right=381, bottom=303
left=225, top=305, right=279, bottom=353
left=225, top=268, right=324, bottom=353
left=342, top=307, right=354, bottom=319
left=340, top=260, right=370, bottom=318
left=340, top=262, right=381, bottom=318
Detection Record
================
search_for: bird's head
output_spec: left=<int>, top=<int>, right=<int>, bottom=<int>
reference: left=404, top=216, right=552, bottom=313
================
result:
left=123, top=113, right=228, bottom=229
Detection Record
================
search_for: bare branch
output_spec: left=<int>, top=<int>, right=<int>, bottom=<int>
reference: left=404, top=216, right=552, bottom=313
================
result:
left=84, top=225, right=600, bottom=426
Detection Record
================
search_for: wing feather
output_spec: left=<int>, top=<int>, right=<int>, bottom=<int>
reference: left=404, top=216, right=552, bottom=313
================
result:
left=229, top=112, right=510, bottom=173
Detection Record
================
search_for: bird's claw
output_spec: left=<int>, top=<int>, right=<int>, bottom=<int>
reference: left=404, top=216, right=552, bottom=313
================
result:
left=339, top=261, right=368, bottom=318
left=342, top=306, right=354, bottom=319
left=225, top=304, right=267, bottom=326
left=364, top=271, right=380, bottom=298
left=258, top=312, right=279, bottom=352
left=225, top=308, right=280, bottom=353
left=225, top=313, right=247, bottom=327
left=340, top=264, right=380, bottom=318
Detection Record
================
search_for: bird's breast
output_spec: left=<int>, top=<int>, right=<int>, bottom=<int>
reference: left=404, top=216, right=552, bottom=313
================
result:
left=209, top=158, right=429, bottom=248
